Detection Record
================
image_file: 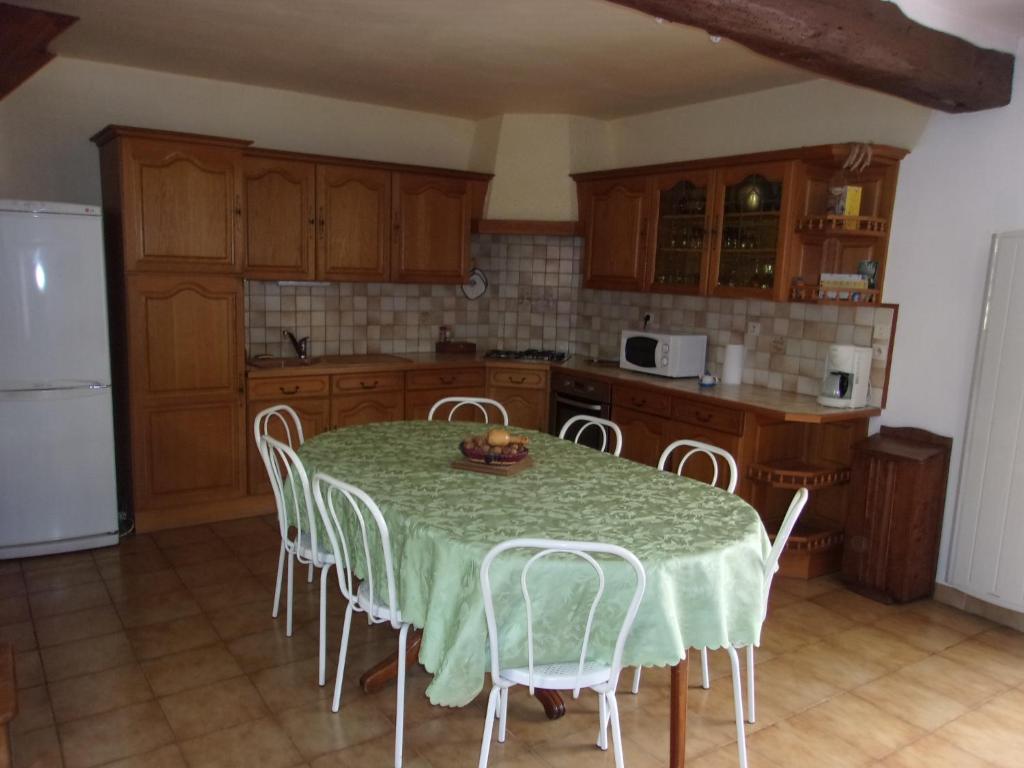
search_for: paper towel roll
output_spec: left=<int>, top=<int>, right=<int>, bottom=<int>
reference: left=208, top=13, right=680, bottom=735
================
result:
left=723, top=343, right=744, bottom=385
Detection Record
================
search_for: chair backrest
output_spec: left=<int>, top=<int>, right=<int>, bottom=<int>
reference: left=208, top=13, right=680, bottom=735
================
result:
left=558, top=415, right=623, bottom=457
left=259, top=435, right=324, bottom=566
left=253, top=404, right=305, bottom=450
left=427, top=396, right=510, bottom=425
left=658, top=439, right=738, bottom=493
left=480, top=538, right=646, bottom=698
left=760, top=487, right=809, bottom=619
left=312, top=472, right=402, bottom=629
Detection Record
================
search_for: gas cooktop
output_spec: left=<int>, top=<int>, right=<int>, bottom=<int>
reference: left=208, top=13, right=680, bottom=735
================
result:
left=484, top=349, right=569, bottom=363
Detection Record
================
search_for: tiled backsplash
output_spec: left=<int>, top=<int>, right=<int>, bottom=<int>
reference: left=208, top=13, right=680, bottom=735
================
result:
left=246, top=234, right=894, bottom=406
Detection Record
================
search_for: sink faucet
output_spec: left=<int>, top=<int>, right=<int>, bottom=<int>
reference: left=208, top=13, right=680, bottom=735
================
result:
left=282, top=330, right=310, bottom=360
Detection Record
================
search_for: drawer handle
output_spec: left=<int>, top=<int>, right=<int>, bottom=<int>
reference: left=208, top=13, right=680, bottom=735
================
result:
left=695, top=411, right=713, bottom=423
left=440, top=376, right=455, bottom=385
left=508, top=376, right=527, bottom=384
left=632, top=398, right=646, bottom=408
left=360, top=380, right=379, bottom=389
left=279, top=386, right=300, bottom=395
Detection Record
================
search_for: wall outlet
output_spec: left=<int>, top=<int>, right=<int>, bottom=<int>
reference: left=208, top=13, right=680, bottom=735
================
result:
left=747, top=321, right=761, bottom=336
left=872, top=343, right=887, bottom=361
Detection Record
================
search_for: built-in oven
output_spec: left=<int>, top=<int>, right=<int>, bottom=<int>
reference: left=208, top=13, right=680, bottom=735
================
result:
left=549, top=372, right=612, bottom=451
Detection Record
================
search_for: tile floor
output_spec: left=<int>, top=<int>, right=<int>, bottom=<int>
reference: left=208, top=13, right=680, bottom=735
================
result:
left=3, top=516, right=1024, bottom=767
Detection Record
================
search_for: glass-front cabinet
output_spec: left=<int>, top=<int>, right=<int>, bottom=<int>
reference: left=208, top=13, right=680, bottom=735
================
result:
left=710, top=162, right=795, bottom=300
left=649, top=170, right=713, bottom=293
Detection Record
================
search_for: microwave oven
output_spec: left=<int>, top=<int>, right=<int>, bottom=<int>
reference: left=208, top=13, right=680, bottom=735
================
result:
left=619, top=331, right=707, bottom=378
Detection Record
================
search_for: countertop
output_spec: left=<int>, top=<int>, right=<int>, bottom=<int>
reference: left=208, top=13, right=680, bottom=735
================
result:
left=246, top=353, right=880, bottom=424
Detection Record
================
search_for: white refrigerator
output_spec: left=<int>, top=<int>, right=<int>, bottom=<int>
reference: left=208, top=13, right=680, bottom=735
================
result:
left=0, top=200, right=120, bottom=558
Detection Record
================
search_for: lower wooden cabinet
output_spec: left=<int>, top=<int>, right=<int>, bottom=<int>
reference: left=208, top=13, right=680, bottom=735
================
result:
left=662, top=420, right=742, bottom=490
left=246, top=398, right=331, bottom=495
left=612, top=405, right=665, bottom=467
left=331, top=391, right=404, bottom=428
left=405, top=387, right=487, bottom=422
left=486, top=365, right=549, bottom=431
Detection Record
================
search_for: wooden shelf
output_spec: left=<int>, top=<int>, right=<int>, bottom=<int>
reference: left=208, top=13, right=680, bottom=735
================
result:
left=790, top=284, right=881, bottom=304
left=772, top=518, right=846, bottom=579
left=748, top=459, right=851, bottom=489
left=660, top=213, right=706, bottom=221
left=797, top=215, right=888, bottom=237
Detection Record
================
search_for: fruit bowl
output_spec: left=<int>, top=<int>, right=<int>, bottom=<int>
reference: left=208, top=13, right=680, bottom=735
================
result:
left=459, top=428, right=530, bottom=465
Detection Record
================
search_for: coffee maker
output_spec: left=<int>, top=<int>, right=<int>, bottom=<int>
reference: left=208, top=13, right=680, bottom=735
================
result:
left=817, top=344, right=872, bottom=408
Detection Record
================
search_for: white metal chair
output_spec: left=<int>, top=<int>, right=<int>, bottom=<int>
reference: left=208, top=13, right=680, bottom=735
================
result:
left=257, top=425, right=336, bottom=688
left=631, top=439, right=739, bottom=695
left=478, top=538, right=646, bottom=768
left=427, top=396, right=509, bottom=425
left=558, top=415, right=623, bottom=456
left=312, top=472, right=411, bottom=768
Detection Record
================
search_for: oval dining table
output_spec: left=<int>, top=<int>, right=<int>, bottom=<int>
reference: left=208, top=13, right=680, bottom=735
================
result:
left=292, top=420, right=771, bottom=767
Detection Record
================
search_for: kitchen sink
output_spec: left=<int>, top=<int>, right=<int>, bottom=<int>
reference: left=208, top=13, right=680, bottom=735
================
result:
left=248, top=354, right=410, bottom=369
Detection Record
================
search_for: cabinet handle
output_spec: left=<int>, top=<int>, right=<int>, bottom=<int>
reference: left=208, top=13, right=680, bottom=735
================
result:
left=235, top=194, right=242, bottom=216
left=280, top=386, right=300, bottom=395
left=632, top=398, right=647, bottom=408
left=360, top=380, right=378, bottom=389
left=238, top=373, right=245, bottom=395
left=507, top=376, right=527, bottom=385
left=318, top=206, right=326, bottom=238
left=439, top=376, right=455, bottom=385
left=695, top=411, right=712, bottom=423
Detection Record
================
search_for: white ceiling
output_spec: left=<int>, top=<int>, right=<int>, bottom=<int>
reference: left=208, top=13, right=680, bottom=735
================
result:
left=14, top=0, right=815, bottom=119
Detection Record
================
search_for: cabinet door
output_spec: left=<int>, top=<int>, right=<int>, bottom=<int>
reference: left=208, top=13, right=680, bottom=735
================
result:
left=709, top=161, right=795, bottom=300
left=580, top=176, right=650, bottom=291
left=247, top=398, right=331, bottom=495
left=405, top=387, right=486, bottom=422
left=331, top=391, right=404, bottom=428
left=318, top=164, right=391, bottom=282
left=127, top=275, right=245, bottom=400
left=121, top=138, right=242, bottom=273
left=392, top=172, right=470, bottom=284
left=649, top=170, right=714, bottom=294
left=487, top=386, right=547, bottom=431
left=612, top=405, right=664, bottom=467
left=662, top=420, right=742, bottom=492
left=241, top=156, right=316, bottom=279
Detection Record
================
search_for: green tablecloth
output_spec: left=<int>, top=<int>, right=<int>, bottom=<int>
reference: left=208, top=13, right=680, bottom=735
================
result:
left=294, top=421, right=771, bottom=707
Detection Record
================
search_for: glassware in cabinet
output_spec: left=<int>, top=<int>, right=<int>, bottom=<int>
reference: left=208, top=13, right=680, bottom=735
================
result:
left=650, top=171, right=712, bottom=293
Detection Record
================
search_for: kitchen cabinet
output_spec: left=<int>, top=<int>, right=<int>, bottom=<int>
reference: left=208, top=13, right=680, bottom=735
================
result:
left=648, top=169, right=714, bottom=294
left=662, top=420, right=742, bottom=491
left=579, top=176, right=650, bottom=291
left=318, top=164, right=392, bottom=282
left=486, top=366, right=549, bottom=431
left=240, top=155, right=316, bottom=280
left=125, top=274, right=247, bottom=511
left=392, top=172, right=471, bottom=284
left=111, top=133, right=247, bottom=274
left=330, top=369, right=405, bottom=427
left=572, top=144, right=906, bottom=303
left=611, top=405, right=665, bottom=467
left=405, top=366, right=486, bottom=421
left=246, top=397, right=331, bottom=495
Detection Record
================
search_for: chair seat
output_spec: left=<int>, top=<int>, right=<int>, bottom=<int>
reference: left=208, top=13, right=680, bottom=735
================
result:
left=292, top=531, right=336, bottom=565
left=356, top=580, right=399, bottom=622
left=500, top=660, right=613, bottom=691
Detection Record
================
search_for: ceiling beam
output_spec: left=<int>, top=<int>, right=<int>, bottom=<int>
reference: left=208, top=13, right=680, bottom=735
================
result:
left=0, top=2, right=78, bottom=100
left=606, top=0, right=1014, bottom=113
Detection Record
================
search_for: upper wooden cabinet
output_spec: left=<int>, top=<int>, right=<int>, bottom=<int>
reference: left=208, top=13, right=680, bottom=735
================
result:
left=108, top=134, right=247, bottom=273
left=573, top=144, right=907, bottom=304
left=318, top=164, right=392, bottom=282
left=391, top=172, right=472, bottom=284
left=579, top=176, right=650, bottom=292
left=240, top=155, right=316, bottom=280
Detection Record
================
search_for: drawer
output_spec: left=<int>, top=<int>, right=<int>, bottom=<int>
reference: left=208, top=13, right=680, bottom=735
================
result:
left=672, top=397, right=745, bottom=436
left=551, top=373, right=611, bottom=402
left=248, top=375, right=330, bottom=399
left=405, top=367, right=485, bottom=391
left=487, top=366, right=548, bottom=390
left=612, top=384, right=671, bottom=416
left=332, top=371, right=404, bottom=394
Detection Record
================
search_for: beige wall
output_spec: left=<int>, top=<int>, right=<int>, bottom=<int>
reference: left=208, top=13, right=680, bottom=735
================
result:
left=606, top=78, right=932, bottom=168
left=0, top=58, right=481, bottom=205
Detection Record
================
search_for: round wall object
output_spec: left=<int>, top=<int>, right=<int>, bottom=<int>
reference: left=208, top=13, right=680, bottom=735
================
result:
left=461, top=267, right=488, bottom=300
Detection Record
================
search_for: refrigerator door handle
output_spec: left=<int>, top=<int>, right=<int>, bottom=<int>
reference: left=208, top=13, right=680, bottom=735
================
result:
left=0, top=381, right=110, bottom=394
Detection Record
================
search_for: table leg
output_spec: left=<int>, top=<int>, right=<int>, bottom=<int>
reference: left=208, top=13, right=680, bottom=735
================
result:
left=669, top=657, right=689, bottom=768
left=533, top=689, right=565, bottom=719
left=359, top=629, right=422, bottom=694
